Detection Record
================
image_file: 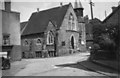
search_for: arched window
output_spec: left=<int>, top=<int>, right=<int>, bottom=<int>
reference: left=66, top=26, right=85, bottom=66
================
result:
left=68, top=13, right=75, bottom=30
left=36, top=38, right=41, bottom=45
left=47, top=31, right=54, bottom=45
left=24, top=40, right=29, bottom=46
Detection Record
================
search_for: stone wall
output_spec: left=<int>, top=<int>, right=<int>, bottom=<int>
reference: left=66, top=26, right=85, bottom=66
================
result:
left=57, top=4, right=80, bottom=56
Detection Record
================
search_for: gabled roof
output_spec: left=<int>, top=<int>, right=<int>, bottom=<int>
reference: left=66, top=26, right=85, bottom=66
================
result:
left=103, top=5, right=120, bottom=23
left=20, top=21, right=28, bottom=31
left=22, top=3, right=70, bottom=36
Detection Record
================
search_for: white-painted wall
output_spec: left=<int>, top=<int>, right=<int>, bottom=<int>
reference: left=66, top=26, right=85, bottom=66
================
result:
left=2, top=11, right=21, bottom=45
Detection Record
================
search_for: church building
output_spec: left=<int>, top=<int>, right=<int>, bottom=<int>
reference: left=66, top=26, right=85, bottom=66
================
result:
left=21, top=1, right=86, bottom=58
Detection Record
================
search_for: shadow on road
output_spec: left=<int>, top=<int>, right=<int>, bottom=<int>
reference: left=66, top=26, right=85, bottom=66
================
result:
left=56, top=60, right=118, bottom=74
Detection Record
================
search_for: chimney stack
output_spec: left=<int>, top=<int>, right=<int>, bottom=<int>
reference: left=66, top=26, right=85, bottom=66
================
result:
left=4, top=0, right=11, bottom=12
left=112, top=6, right=117, bottom=12
left=37, top=8, right=39, bottom=12
left=60, top=2, right=63, bottom=7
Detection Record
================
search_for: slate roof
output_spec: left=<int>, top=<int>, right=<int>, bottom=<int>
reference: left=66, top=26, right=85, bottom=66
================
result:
left=22, top=4, right=70, bottom=36
left=103, top=5, right=120, bottom=23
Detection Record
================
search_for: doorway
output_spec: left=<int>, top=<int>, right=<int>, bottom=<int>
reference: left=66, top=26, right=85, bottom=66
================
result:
left=71, top=36, right=74, bottom=49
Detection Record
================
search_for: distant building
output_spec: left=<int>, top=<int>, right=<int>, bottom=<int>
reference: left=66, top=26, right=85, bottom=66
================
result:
left=21, top=1, right=86, bottom=58
left=85, top=17, right=102, bottom=49
left=0, top=1, right=21, bottom=61
left=85, top=16, right=93, bottom=49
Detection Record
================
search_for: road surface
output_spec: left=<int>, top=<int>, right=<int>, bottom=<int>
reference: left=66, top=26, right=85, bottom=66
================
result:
left=2, top=52, right=119, bottom=77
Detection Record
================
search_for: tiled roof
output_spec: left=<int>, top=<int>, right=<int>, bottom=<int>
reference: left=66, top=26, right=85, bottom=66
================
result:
left=22, top=4, right=70, bottom=36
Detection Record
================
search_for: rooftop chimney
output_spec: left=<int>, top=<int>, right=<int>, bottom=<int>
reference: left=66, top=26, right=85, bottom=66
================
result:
left=37, top=8, right=39, bottom=12
left=112, top=6, right=117, bottom=12
left=60, top=2, right=63, bottom=7
left=4, top=0, right=11, bottom=12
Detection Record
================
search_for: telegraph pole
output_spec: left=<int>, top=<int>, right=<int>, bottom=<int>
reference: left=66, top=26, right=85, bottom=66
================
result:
left=89, top=0, right=94, bottom=19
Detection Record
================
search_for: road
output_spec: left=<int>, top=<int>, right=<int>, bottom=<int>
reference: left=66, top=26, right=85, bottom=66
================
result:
left=2, top=52, right=118, bottom=77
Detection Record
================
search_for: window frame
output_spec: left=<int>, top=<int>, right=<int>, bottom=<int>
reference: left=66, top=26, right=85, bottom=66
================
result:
left=24, top=39, right=29, bottom=46
left=2, top=35, right=10, bottom=45
left=47, top=31, right=54, bottom=45
left=68, top=13, right=76, bottom=30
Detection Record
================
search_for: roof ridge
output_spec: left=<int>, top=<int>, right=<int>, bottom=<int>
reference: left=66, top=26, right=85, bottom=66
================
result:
left=22, top=3, right=70, bottom=36
left=33, top=3, right=70, bottom=14
left=103, top=5, right=120, bottom=23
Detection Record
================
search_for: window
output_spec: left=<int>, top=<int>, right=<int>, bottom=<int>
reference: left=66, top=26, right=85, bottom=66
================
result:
left=68, top=13, right=75, bottom=30
left=36, top=39, right=41, bottom=45
left=24, top=40, right=29, bottom=46
left=47, top=31, right=54, bottom=45
left=3, top=35, right=10, bottom=45
left=62, top=41, right=65, bottom=46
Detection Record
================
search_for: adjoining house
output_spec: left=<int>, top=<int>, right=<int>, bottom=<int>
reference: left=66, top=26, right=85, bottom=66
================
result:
left=0, top=1, right=21, bottom=61
left=102, top=5, right=120, bottom=59
left=103, top=5, right=120, bottom=25
left=21, top=1, right=86, bottom=58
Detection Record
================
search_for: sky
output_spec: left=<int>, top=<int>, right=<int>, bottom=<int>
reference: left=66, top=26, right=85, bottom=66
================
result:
left=0, top=0, right=119, bottom=22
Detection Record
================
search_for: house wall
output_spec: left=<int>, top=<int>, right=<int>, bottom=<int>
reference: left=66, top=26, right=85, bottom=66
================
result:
left=2, top=10, right=21, bottom=61
left=0, top=10, right=2, bottom=51
left=57, top=4, right=80, bottom=56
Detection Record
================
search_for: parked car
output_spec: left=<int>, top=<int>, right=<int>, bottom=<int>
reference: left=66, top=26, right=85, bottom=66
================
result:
left=1, top=52, right=11, bottom=70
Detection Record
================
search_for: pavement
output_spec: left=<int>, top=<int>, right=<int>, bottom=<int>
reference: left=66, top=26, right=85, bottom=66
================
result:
left=91, top=60, right=120, bottom=73
left=77, top=60, right=118, bottom=77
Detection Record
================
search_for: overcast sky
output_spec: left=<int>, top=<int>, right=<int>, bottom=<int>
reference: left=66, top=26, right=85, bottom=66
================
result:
left=0, top=0, right=119, bottom=22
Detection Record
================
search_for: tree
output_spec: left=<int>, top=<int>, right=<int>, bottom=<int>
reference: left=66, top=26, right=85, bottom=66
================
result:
left=92, top=23, right=119, bottom=59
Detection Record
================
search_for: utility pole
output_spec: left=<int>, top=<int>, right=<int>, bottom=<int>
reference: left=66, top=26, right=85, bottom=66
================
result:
left=89, top=0, right=94, bottom=19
